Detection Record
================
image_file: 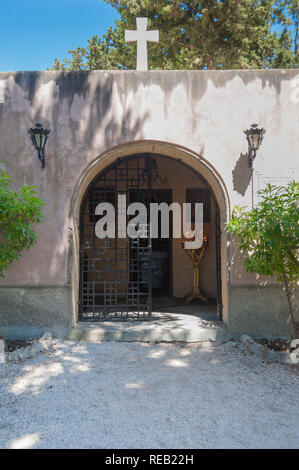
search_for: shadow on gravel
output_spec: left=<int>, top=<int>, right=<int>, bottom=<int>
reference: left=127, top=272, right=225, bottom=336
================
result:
left=0, top=340, right=298, bottom=449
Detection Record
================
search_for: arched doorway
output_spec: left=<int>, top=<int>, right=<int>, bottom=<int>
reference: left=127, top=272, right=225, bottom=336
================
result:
left=77, top=152, right=225, bottom=321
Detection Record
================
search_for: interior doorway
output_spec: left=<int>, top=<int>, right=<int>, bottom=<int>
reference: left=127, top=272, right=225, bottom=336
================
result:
left=129, top=188, right=172, bottom=299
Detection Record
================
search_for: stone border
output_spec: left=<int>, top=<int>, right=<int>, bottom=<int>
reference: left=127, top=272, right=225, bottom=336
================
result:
left=3, top=332, right=53, bottom=363
left=240, top=335, right=298, bottom=365
left=2, top=332, right=298, bottom=364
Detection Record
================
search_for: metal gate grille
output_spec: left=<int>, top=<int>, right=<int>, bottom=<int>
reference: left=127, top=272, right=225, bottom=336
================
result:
left=79, top=155, right=153, bottom=320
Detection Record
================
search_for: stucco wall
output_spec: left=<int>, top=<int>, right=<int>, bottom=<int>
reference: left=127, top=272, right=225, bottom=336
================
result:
left=0, top=70, right=298, bottom=337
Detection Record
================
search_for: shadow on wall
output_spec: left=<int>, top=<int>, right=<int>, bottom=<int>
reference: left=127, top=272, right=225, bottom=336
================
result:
left=57, top=71, right=151, bottom=153
left=229, top=234, right=270, bottom=285
left=0, top=71, right=150, bottom=286
left=232, top=153, right=252, bottom=197
left=10, top=71, right=151, bottom=173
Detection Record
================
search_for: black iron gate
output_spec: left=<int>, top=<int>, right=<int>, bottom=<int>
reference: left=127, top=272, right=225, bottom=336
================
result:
left=79, top=154, right=153, bottom=320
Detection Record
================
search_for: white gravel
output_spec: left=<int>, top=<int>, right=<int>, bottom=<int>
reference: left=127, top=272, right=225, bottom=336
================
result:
left=0, top=340, right=298, bottom=449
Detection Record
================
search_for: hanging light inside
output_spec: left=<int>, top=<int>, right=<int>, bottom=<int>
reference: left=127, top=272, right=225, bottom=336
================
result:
left=142, top=158, right=168, bottom=187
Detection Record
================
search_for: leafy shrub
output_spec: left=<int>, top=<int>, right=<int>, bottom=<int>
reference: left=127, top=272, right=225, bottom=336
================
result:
left=0, top=168, right=44, bottom=277
left=226, top=182, right=299, bottom=337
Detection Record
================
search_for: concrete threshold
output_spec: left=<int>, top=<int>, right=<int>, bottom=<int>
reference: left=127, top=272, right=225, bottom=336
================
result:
left=70, top=311, right=231, bottom=343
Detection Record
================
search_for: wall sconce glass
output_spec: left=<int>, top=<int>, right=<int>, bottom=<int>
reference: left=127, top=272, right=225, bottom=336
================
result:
left=28, top=123, right=50, bottom=169
left=244, top=123, right=266, bottom=168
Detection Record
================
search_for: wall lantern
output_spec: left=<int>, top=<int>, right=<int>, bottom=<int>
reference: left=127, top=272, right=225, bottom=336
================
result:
left=244, top=123, right=266, bottom=168
left=28, top=123, right=51, bottom=169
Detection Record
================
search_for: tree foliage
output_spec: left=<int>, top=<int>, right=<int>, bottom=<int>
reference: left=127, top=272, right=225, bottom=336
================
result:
left=52, top=0, right=299, bottom=71
left=0, top=168, right=44, bottom=278
left=226, top=182, right=299, bottom=334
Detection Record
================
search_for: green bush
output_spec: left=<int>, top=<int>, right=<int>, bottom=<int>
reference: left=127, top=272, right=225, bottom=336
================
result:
left=226, top=181, right=299, bottom=337
left=0, top=167, right=44, bottom=277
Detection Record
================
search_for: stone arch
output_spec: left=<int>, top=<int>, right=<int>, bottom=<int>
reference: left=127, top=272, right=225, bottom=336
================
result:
left=69, top=140, right=230, bottom=325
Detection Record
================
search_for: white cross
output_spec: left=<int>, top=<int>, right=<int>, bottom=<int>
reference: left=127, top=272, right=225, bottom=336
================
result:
left=125, top=18, right=159, bottom=71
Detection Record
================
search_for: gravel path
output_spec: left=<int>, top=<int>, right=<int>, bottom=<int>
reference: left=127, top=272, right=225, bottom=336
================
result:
left=0, top=340, right=298, bottom=449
